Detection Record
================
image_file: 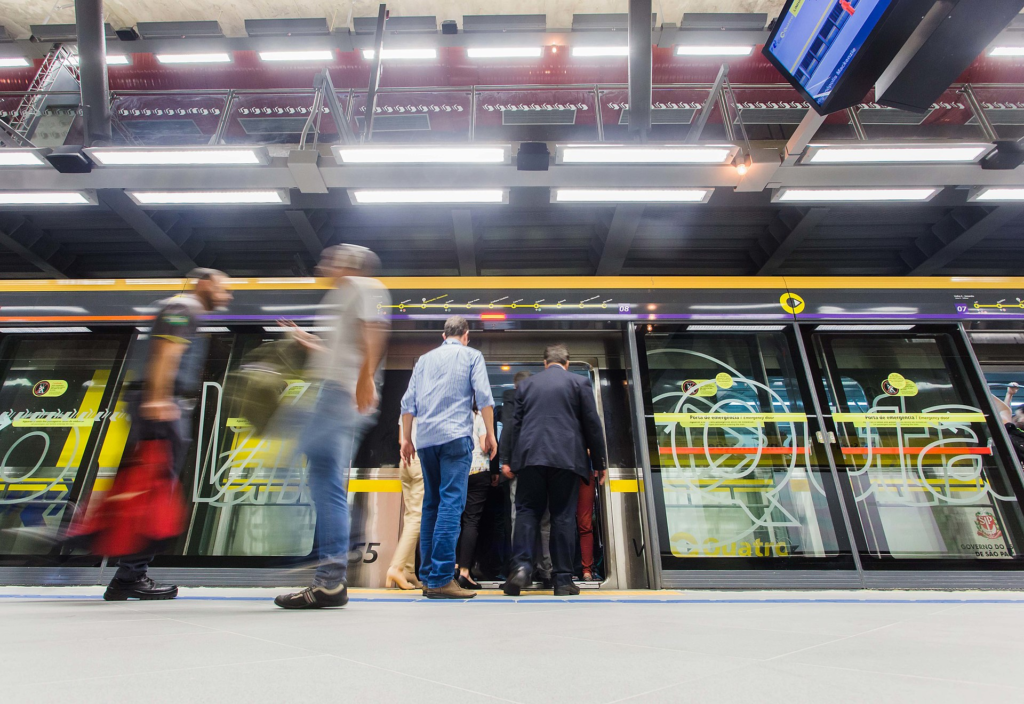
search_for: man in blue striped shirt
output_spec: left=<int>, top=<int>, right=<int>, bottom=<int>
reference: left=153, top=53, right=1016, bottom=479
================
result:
left=400, top=315, right=496, bottom=599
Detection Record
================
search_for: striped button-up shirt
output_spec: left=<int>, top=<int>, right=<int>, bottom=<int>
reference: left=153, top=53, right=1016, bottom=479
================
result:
left=400, top=338, right=495, bottom=449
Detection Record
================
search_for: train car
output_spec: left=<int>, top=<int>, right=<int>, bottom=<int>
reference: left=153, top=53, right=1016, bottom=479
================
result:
left=2, top=276, right=1024, bottom=590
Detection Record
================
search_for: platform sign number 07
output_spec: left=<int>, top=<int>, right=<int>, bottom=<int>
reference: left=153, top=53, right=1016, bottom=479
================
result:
left=957, top=305, right=969, bottom=314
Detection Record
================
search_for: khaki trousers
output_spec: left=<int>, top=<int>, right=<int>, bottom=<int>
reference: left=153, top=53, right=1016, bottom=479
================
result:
left=389, top=456, right=424, bottom=574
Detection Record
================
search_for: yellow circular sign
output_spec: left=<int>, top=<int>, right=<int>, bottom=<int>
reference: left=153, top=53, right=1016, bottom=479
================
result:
left=780, top=292, right=805, bottom=315
left=888, top=372, right=907, bottom=390
left=715, top=372, right=734, bottom=389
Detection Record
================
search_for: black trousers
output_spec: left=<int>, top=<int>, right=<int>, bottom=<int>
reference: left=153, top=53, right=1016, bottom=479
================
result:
left=457, top=471, right=492, bottom=570
left=511, top=466, right=580, bottom=587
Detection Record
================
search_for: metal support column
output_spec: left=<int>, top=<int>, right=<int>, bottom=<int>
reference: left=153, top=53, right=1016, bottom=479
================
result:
left=75, top=0, right=111, bottom=145
left=686, top=64, right=729, bottom=143
left=961, top=84, right=998, bottom=142
left=362, top=4, right=387, bottom=142
left=627, top=0, right=652, bottom=141
left=847, top=107, right=867, bottom=141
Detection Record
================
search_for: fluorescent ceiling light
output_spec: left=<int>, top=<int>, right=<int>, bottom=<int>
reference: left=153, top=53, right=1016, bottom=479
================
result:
left=970, top=187, right=1024, bottom=202
left=467, top=47, right=543, bottom=58
left=775, top=188, right=940, bottom=203
left=804, top=144, right=991, bottom=164
left=0, top=327, right=90, bottom=333
left=260, top=50, right=334, bottom=62
left=263, top=326, right=333, bottom=333
left=816, top=325, right=915, bottom=331
left=0, top=57, right=31, bottom=68
left=361, top=48, right=438, bottom=60
left=69, top=54, right=130, bottom=66
left=558, top=144, right=735, bottom=164
left=156, top=53, right=231, bottom=64
left=0, top=192, right=91, bottom=205
left=675, top=45, right=753, bottom=56
left=554, top=188, right=713, bottom=203
left=0, top=151, right=48, bottom=167
left=989, top=47, right=1024, bottom=57
left=197, top=326, right=231, bottom=333
left=128, top=190, right=286, bottom=205
left=571, top=46, right=629, bottom=57
left=334, top=146, right=509, bottom=164
left=351, top=189, right=507, bottom=204
left=687, top=325, right=786, bottom=331
left=88, top=148, right=265, bottom=166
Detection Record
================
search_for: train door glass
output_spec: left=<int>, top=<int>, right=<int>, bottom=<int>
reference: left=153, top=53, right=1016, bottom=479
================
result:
left=966, top=331, right=1024, bottom=442
left=0, top=334, right=123, bottom=556
left=811, top=330, right=1024, bottom=565
left=638, top=326, right=851, bottom=572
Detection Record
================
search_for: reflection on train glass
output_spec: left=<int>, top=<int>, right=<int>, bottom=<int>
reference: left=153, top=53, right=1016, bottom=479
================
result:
left=814, top=332, right=1024, bottom=561
left=0, top=336, right=121, bottom=555
left=643, top=329, right=843, bottom=565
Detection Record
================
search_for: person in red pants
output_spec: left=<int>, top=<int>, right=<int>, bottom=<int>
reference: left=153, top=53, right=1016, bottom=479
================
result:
left=577, top=466, right=604, bottom=581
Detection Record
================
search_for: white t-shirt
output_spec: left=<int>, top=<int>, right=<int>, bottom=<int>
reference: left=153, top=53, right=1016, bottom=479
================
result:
left=310, top=276, right=391, bottom=393
left=470, top=412, right=489, bottom=474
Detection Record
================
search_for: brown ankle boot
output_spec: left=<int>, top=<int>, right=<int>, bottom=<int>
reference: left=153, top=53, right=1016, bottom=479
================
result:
left=425, top=579, right=477, bottom=599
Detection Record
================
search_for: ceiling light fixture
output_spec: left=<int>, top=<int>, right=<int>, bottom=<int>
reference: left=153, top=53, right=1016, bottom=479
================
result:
left=351, top=189, right=508, bottom=204
left=87, top=147, right=267, bottom=166
left=361, top=48, right=438, bottom=60
left=466, top=47, right=543, bottom=58
left=156, top=52, right=232, bottom=64
left=571, top=46, right=629, bottom=57
left=553, top=188, right=714, bottom=203
left=0, top=151, right=48, bottom=167
left=263, top=326, right=332, bottom=333
left=0, top=57, right=31, bottom=68
left=774, top=187, right=941, bottom=203
left=557, top=144, right=737, bottom=164
left=687, top=325, right=787, bottom=331
left=0, top=192, right=92, bottom=205
left=0, top=327, right=91, bottom=333
left=69, top=54, right=130, bottom=66
left=816, top=325, right=916, bottom=331
left=989, top=46, right=1024, bottom=56
left=675, top=45, right=753, bottom=56
left=127, top=190, right=287, bottom=205
left=334, top=145, right=510, bottom=164
left=969, top=187, right=1024, bottom=202
left=804, top=144, right=993, bottom=164
left=197, top=326, right=231, bottom=333
left=260, top=50, right=334, bottom=62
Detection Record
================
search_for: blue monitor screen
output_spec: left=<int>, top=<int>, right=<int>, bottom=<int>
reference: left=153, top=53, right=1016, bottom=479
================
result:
left=766, top=0, right=895, bottom=106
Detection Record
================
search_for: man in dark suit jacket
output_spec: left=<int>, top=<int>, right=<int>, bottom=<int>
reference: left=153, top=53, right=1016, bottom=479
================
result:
left=502, top=344, right=607, bottom=596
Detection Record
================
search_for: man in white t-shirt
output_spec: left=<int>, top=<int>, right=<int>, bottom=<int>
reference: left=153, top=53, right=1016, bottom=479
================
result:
left=275, top=244, right=391, bottom=609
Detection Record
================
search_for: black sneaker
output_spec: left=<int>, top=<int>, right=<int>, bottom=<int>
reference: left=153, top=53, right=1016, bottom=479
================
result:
left=103, top=576, right=178, bottom=601
left=554, top=582, right=581, bottom=596
left=274, top=584, right=348, bottom=609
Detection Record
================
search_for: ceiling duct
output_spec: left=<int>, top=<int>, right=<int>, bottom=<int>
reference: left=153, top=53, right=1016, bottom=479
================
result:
left=618, top=108, right=695, bottom=125
left=463, top=15, right=546, bottom=33
left=736, top=106, right=809, bottom=124
left=502, top=109, right=576, bottom=126
left=571, top=13, right=657, bottom=31
left=136, top=21, right=224, bottom=39
left=856, top=105, right=935, bottom=125
left=353, top=16, right=437, bottom=34
left=30, top=23, right=116, bottom=42
left=968, top=105, right=1024, bottom=125
left=245, top=18, right=330, bottom=37
left=355, top=114, right=431, bottom=131
left=679, top=13, right=767, bottom=30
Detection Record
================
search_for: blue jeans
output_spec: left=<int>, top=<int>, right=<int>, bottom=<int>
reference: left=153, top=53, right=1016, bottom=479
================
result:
left=418, top=437, right=472, bottom=588
left=300, top=383, right=364, bottom=588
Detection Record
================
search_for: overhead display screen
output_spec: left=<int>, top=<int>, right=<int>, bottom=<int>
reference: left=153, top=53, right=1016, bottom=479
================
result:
left=765, top=0, right=896, bottom=110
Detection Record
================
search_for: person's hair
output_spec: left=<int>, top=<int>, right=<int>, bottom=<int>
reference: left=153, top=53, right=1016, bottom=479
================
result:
left=187, top=268, right=226, bottom=284
left=320, top=244, right=381, bottom=275
left=513, top=370, right=532, bottom=388
left=444, top=315, right=469, bottom=339
left=544, top=344, right=569, bottom=366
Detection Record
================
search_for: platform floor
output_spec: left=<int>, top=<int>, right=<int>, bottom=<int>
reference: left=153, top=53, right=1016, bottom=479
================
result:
left=3, top=587, right=1024, bottom=703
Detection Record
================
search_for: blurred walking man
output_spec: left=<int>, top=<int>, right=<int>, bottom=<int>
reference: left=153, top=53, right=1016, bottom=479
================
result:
left=503, top=344, right=607, bottom=596
left=104, top=269, right=232, bottom=601
left=275, top=244, right=390, bottom=609
left=400, top=315, right=496, bottom=599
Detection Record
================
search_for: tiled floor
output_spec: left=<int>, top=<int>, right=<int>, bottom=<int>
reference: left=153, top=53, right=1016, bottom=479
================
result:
left=3, top=587, right=1024, bottom=703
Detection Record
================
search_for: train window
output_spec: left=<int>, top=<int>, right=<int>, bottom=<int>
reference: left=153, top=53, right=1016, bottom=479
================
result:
left=813, top=331, right=1024, bottom=563
left=0, top=334, right=122, bottom=556
left=640, top=327, right=845, bottom=568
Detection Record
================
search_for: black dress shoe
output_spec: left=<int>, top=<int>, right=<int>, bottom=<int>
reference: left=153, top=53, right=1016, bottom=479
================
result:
left=503, top=565, right=531, bottom=596
left=456, top=574, right=481, bottom=590
left=274, top=584, right=348, bottom=609
left=554, top=582, right=581, bottom=596
left=103, top=576, right=178, bottom=601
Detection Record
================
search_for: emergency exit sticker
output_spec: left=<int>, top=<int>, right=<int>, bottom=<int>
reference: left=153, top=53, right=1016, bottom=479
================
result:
left=32, top=380, right=67, bottom=398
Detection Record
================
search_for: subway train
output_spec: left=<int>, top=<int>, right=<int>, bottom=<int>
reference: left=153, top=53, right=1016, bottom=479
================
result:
left=2, top=275, right=1024, bottom=590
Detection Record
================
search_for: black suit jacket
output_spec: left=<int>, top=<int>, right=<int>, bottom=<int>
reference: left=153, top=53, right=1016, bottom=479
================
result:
left=510, top=366, right=608, bottom=480
left=498, top=388, right=517, bottom=466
